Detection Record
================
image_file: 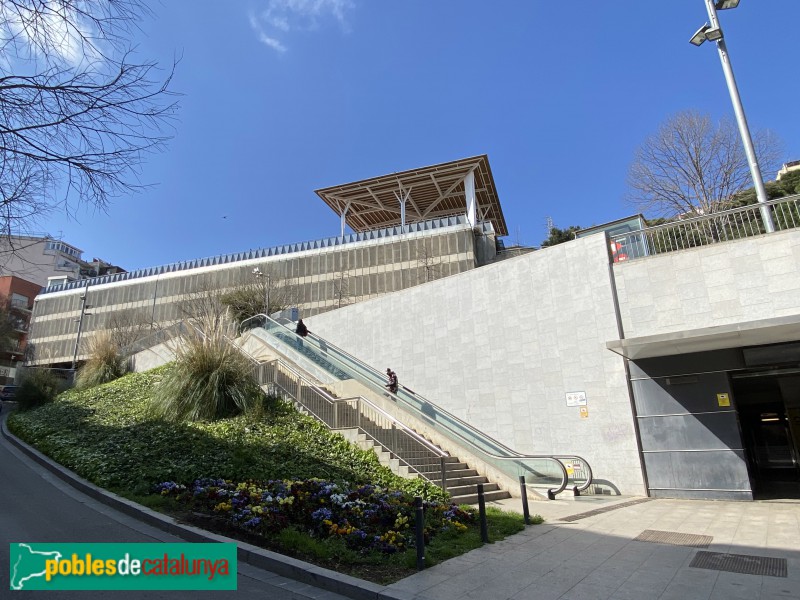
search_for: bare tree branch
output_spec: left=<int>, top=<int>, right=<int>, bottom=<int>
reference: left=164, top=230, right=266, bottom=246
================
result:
left=0, top=0, right=178, bottom=235
left=627, top=110, right=784, bottom=218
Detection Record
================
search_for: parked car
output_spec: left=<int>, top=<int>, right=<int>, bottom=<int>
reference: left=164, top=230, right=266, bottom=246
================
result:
left=0, top=385, right=18, bottom=400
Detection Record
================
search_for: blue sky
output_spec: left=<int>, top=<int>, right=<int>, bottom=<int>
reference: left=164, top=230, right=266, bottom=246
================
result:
left=39, top=1, right=800, bottom=270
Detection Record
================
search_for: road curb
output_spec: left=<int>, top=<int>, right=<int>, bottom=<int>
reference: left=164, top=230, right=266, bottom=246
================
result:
left=2, top=411, right=400, bottom=600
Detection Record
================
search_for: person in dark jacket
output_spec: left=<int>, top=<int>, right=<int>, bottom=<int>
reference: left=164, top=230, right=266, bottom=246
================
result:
left=385, top=368, right=398, bottom=394
left=295, top=319, right=308, bottom=349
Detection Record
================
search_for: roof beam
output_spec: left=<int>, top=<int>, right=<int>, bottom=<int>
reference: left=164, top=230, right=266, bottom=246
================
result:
left=421, top=173, right=467, bottom=219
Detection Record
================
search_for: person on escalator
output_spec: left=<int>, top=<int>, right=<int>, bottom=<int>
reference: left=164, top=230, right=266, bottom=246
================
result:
left=295, top=319, right=309, bottom=349
left=385, top=368, right=398, bottom=395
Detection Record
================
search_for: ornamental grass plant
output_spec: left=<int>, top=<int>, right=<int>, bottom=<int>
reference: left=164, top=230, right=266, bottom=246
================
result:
left=149, top=328, right=262, bottom=422
left=75, top=331, right=127, bottom=390
left=15, top=368, right=65, bottom=411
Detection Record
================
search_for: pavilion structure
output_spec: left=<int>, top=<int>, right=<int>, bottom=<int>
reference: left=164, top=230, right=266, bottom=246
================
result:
left=315, top=155, right=508, bottom=237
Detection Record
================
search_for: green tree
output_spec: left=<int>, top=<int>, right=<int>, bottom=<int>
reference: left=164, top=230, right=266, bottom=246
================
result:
left=541, top=226, right=582, bottom=248
left=0, top=296, right=18, bottom=353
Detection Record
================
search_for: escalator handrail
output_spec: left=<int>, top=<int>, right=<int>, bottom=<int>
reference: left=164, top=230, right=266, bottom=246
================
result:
left=272, top=316, right=593, bottom=491
left=241, top=314, right=580, bottom=497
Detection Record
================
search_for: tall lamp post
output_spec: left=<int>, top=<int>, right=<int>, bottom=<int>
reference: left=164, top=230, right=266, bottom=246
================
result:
left=71, top=285, right=93, bottom=371
left=252, top=267, right=271, bottom=317
left=689, top=0, right=775, bottom=233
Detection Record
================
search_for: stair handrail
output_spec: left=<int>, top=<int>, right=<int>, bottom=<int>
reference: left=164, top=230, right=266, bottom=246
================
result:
left=241, top=314, right=581, bottom=498
left=120, top=320, right=190, bottom=359
left=297, top=322, right=593, bottom=493
left=259, top=355, right=449, bottom=459
left=225, top=327, right=447, bottom=458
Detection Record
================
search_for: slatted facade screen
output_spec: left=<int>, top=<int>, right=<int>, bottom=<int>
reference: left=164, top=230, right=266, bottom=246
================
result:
left=29, top=220, right=490, bottom=365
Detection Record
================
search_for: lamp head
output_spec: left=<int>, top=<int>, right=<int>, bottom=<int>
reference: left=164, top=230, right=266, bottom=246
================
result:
left=690, top=23, right=711, bottom=46
left=689, top=23, right=723, bottom=46
left=715, top=0, right=740, bottom=10
left=704, top=26, right=723, bottom=41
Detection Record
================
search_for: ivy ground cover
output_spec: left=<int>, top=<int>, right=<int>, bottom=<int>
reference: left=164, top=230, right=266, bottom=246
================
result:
left=8, top=367, right=528, bottom=582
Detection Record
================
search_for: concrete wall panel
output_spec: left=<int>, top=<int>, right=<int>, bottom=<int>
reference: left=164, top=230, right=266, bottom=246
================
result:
left=307, top=234, right=646, bottom=495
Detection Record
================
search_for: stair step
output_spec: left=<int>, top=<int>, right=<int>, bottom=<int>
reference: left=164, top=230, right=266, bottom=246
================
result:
left=451, top=489, right=512, bottom=505
left=439, top=475, right=488, bottom=487
left=406, top=455, right=461, bottom=465
left=411, top=461, right=470, bottom=473
left=446, top=482, right=501, bottom=496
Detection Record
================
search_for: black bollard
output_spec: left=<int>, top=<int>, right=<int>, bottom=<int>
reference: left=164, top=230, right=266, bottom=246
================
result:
left=415, top=496, right=425, bottom=570
left=477, top=483, right=489, bottom=543
left=519, top=475, right=531, bottom=525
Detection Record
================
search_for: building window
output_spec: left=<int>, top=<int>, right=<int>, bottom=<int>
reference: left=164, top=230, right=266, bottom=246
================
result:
left=10, top=293, right=29, bottom=310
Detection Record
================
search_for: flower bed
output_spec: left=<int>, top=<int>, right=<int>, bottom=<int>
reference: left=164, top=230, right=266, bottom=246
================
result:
left=157, top=478, right=475, bottom=555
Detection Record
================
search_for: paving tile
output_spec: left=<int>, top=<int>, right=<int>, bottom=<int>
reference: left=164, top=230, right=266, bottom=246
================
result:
left=760, top=578, right=800, bottom=598
left=708, top=571, right=765, bottom=600
left=659, top=581, right=715, bottom=600
left=387, top=571, right=452, bottom=595
left=556, top=582, right=619, bottom=600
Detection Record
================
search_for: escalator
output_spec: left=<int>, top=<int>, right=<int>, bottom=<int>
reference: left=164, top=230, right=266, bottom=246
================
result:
left=240, top=315, right=594, bottom=501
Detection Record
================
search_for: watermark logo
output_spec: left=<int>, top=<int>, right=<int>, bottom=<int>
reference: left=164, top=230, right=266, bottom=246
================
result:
left=9, top=543, right=237, bottom=591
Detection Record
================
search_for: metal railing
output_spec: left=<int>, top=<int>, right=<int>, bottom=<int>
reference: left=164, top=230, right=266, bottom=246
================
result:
left=247, top=356, right=451, bottom=491
left=241, top=314, right=593, bottom=499
left=120, top=321, right=191, bottom=359
left=610, top=194, right=800, bottom=262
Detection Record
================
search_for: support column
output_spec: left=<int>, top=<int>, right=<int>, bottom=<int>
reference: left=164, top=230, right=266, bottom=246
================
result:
left=340, top=203, right=350, bottom=237
left=393, top=187, right=411, bottom=230
left=465, top=170, right=476, bottom=227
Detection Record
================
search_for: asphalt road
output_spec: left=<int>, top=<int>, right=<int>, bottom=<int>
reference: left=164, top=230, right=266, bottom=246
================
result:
left=0, top=405, right=349, bottom=599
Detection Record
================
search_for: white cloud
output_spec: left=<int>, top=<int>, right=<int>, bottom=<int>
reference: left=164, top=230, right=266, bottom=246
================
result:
left=257, top=31, right=288, bottom=53
left=248, top=0, right=355, bottom=53
left=0, top=0, right=99, bottom=67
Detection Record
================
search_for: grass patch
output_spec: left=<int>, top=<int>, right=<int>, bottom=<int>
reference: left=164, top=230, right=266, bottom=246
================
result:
left=424, top=507, right=527, bottom=565
left=8, top=366, right=539, bottom=584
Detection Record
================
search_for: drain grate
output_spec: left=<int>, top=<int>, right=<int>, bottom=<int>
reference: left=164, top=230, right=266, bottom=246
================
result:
left=690, top=551, right=787, bottom=578
left=635, top=530, right=712, bottom=548
left=559, top=498, right=653, bottom=522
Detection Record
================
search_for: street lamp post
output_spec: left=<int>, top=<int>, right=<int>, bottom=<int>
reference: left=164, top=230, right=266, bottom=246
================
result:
left=690, top=0, right=775, bottom=233
left=71, top=285, right=93, bottom=371
left=252, top=268, right=271, bottom=317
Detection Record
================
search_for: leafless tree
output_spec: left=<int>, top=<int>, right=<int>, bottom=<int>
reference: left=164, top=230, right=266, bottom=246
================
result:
left=220, top=267, right=297, bottom=324
left=332, top=268, right=351, bottom=309
left=177, top=287, right=233, bottom=336
left=416, top=241, right=440, bottom=283
left=627, top=110, right=784, bottom=218
left=106, top=308, right=153, bottom=350
left=0, top=0, right=178, bottom=237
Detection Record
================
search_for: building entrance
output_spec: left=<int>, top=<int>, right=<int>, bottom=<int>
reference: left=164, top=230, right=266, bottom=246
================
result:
left=731, top=371, right=800, bottom=500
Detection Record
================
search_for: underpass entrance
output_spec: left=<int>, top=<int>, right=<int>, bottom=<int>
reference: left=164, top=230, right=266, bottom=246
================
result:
left=732, top=370, right=800, bottom=500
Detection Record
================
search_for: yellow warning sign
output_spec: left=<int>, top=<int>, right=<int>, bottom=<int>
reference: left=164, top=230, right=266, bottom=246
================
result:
left=579, top=406, right=589, bottom=419
left=717, top=393, right=730, bottom=407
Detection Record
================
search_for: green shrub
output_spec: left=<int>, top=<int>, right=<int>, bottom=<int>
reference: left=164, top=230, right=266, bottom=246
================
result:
left=149, top=332, right=262, bottom=422
left=76, top=331, right=127, bottom=390
left=15, top=368, right=66, bottom=411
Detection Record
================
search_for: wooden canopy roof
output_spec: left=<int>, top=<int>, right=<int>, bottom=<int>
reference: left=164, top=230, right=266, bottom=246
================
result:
left=315, top=155, right=508, bottom=236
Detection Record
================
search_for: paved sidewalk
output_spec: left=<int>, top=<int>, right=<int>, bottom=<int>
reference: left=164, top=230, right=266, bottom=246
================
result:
left=387, top=494, right=800, bottom=600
